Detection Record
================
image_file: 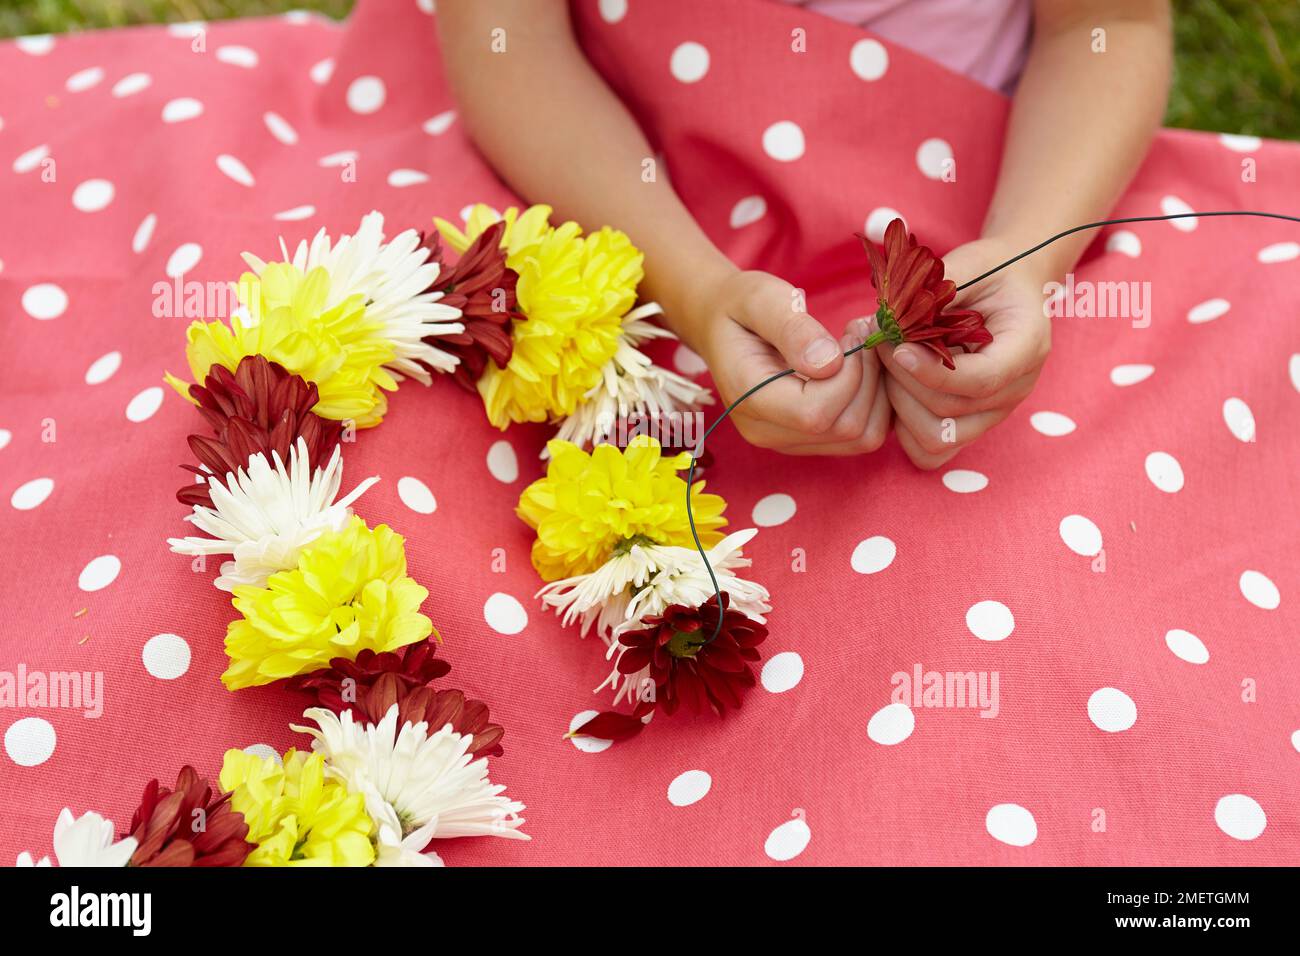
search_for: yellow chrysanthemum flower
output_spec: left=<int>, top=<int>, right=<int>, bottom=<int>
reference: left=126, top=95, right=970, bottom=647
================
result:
left=219, top=748, right=374, bottom=867
left=164, top=263, right=398, bottom=429
left=517, top=436, right=727, bottom=581
left=221, top=516, right=434, bottom=690
left=434, top=205, right=643, bottom=427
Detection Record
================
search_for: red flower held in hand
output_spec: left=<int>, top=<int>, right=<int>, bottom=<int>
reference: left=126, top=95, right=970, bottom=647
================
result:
left=571, top=594, right=768, bottom=742
left=292, top=641, right=506, bottom=758
left=125, top=766, right=253, bottom=867
left=421, top=221, right=520, bottom=392
left=860, top=218, right=992, bottom=369
left=177, top=354, right=342, bottom=507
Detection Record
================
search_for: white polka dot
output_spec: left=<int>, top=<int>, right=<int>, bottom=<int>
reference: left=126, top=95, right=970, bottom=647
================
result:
left=71, top=178, right=115, bottom=212
left=598, top=0, right=628, bottom=22
left=274, top=205, right=316, bottom=222
left=729, top=195, right=766, bottom=229
left=486, top=440, right=518, bottom=483
left=128, top=215, right=157, bottom=258
left=22, top=283, right=68, bottom=320
left=0, top=430, right=10, bottom=451
left=1238, top=570, right=1279, bottom=610
left=17, top=35, right=55, bottom=55
left=166, top=243, right=203, bottom=278
left=1218, top=133, right=1261, bottom=152
left=941, top=470, right=987, bottom=494
left=483, top=592, right=527, bottom=635
left=1222, top=397, right=1255, bottom=443
left=1059, top=515, right=1102, bottom=557
left=1291, top=729, right=1300, bottom=753
left=10, top=477, right=54, bottom=510
left=1029, top=410, right=1076, bottom=437
left=65, top=66, right=105, bottom=92
left=347, top=76, right=386, bottom=114
left=422, top=110, right=456, bottom=136
left=1257, top=241, right=1299, bottom=264
left=5, top=717, right=55, bottom=767
left=216, top=45, right=258, bottom=68
left=310, top=58, right=335, bottom=85
left=669, top=42, right=710, bottom=83
left=752, top=493, right=796, bottom=527
left=568, top=711, right=613, bottom=753
left=111, top=72, right=152, bottom=97
left=243, top=743, right=280, bottom=762
left=1161, top=195, right=1197, bottom=231
left=762, top=121, right=805, bottom=162
left=319, top=150, right=358, bottom=168
left=85, top=351, right=122, bottom=385
left=1110, top=363, right=1154, bottom=387
left=1214, top=794, right=1266, bottom=841
left=667, top=770, right=711, bottom=807
left=761, top=652, right=804, bottom=693
left=126, top=386, right=164, bottom=423
left=142, top=633, right=191, bottom=680
left=849, top=37, right=888, bottom=80
left=986, top=803, right=1037, bottom=847
left=673, top=344, right=708, bottom=376
left=12, top=144, right=49, bottom=174
left=262, top=111, right=298, bottom=145
left=387, top=168, right=429, bottom=188
left=867, top=702, right=914, bottom=745
left=161, top=97, right=204, bottom=123
left=216, top=154, right=255, bottom=187
left=78, top=554, right=121, bottom=592
left=864, top=207, right=904, bottom=244
left=916, top=138, right=953, bottom=180
left=1290, top=354, right=1300, bottom=394
left=397, top=476, right=436, bottom=514
left=966, top=601, right=1014, bottom=642
left=1143, top=451, right=1184, bottom=493
left=1087, top=687, right=1137, bottom=733
left=851, top=535, right=896, bottom=574
left=415, top=0, right=435, bottom=15
left=1187, top=298, right=1229, bottom=324
left=1164, top=628, right=1209, bottom=665
left=167, top=21, right=205, bottom=38
left=1105, top=230, right=1142, bottom=257
left=764, top=817, right=811, bottom=861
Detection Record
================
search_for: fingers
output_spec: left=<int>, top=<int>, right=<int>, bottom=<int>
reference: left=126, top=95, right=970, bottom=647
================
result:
left=884, top=375, right=1008, bottom=468
left=736, top=276, right=844, bottom=380
left=887, top=315, right=1048, bottom=400
left=739, top=329, right=863, bottom=435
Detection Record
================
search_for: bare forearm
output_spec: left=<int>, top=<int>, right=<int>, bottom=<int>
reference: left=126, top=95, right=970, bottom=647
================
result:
left=981, top=0, right=1172, bottom=279
left=437, top=1, right=734, bottom=348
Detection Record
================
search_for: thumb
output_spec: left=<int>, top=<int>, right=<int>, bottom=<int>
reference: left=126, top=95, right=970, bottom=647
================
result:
left=751, top=303, right=844, bottom=379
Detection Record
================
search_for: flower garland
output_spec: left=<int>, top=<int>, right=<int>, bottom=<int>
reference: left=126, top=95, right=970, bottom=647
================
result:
left=19, top=205, right=990, bottom=867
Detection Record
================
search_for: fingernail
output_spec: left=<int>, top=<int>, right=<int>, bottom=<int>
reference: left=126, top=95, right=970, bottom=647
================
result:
left=847, top=318, right=869, bottom=340
left=894, top=347, right=919, bottom=371
left=804, top=337, right=839, bottom=368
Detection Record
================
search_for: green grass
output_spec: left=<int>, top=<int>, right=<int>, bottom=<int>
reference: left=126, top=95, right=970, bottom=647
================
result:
left=1, top=0, right=1297, bottom=140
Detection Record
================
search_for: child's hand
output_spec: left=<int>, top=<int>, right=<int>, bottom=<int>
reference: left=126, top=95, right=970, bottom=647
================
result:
left=877, top=239, right=1052, bottom=469
left=689, top=270, right=890, bottom=456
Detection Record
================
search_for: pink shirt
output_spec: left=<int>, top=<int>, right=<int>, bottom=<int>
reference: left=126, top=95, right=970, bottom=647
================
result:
left=780, top=0, right=1033, bottom=93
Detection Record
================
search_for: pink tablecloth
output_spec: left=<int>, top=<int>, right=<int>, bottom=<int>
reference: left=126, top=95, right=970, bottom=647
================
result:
left=1, top=0, right=1297, bottom=865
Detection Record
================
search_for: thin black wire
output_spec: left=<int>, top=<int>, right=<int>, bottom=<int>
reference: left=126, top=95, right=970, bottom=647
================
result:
left=684, top=210, right=1300, bottom=644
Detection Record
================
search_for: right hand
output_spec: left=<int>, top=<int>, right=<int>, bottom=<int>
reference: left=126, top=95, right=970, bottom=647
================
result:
left=685, top=270, right=890, bottom=455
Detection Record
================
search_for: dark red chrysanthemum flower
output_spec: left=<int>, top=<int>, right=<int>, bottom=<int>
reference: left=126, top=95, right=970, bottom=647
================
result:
left=421, top=221, right=520, bottom=392
left=571, top=594, right=768, bottom=741
left=292, top=641, right=505, bottom=758
left=859, top=218, right=992, bottom=369
left=125, top=766, right=253, bottom=867
left=177, top=354, right=342, bottom=507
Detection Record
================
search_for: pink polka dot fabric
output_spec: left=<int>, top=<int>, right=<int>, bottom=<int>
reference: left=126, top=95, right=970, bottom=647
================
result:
left=2, top=0, right=1297, bottom=865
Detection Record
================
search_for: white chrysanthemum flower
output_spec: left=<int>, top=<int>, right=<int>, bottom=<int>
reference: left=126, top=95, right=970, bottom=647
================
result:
left=17, top=809, right=137, bottom=867
left=372, top=811, right=444, bottom=867
left=552, top=303, right=713, bottom=452
left=293, top=706, right=528, bottom=850
left=536, top=528, right=771, bottom=643
left=243, top=211, right=465, bottom=383
left=168, top=439, right=378, bottom=591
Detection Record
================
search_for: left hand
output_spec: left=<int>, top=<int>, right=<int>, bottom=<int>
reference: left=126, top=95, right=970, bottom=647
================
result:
left=877, top=238, right=1053, bottom=469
